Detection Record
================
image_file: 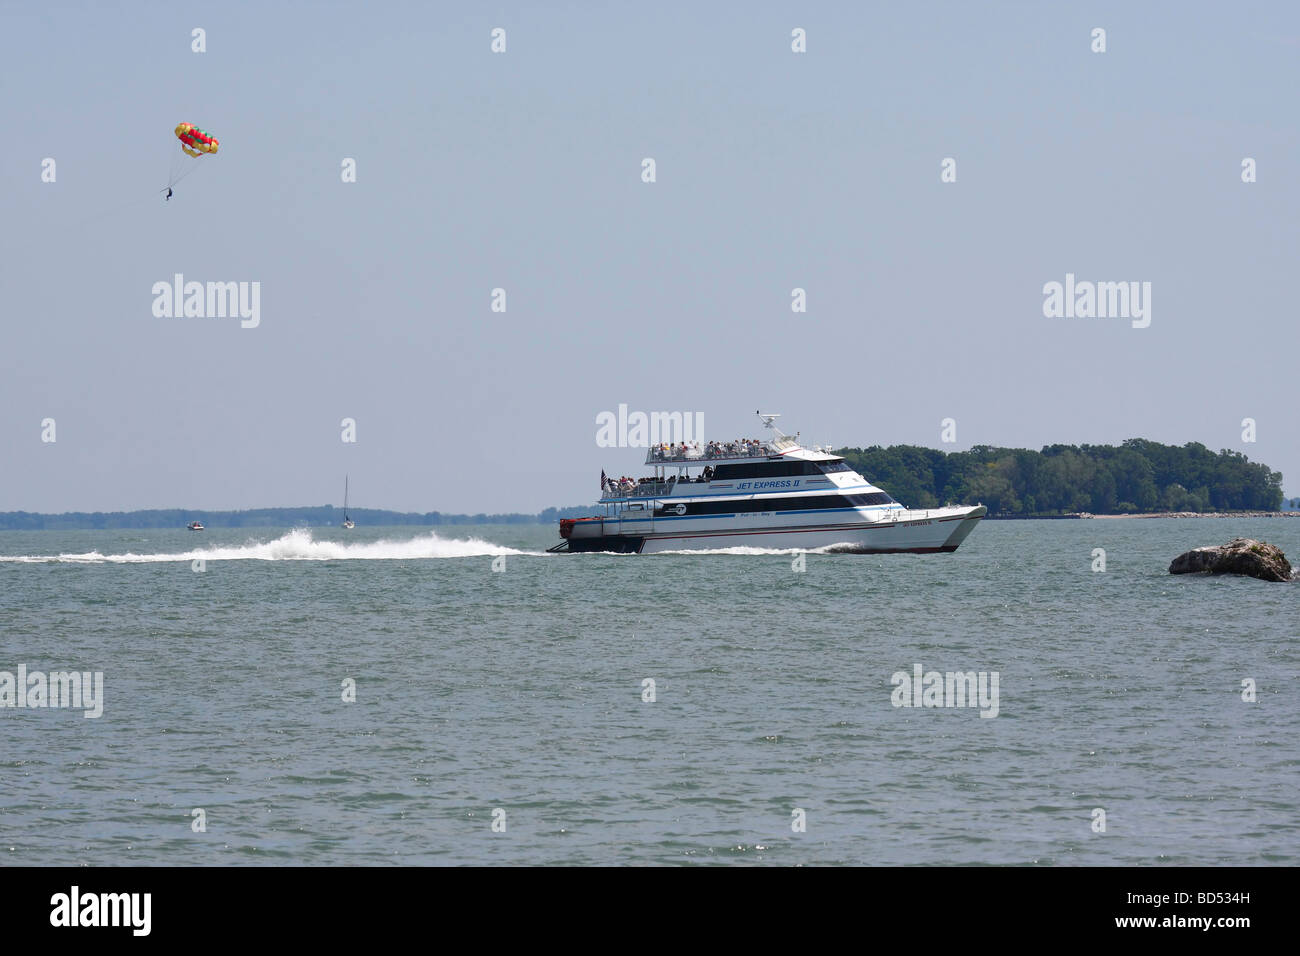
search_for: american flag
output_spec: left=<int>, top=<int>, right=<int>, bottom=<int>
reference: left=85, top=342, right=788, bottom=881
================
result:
left=600, top=469, right=607, bottom=492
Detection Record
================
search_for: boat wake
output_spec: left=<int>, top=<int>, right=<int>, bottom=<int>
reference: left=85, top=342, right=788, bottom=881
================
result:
left=0, top=528, right=534, bottom=564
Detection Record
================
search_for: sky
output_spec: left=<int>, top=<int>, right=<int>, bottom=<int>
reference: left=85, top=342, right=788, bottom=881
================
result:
left=2, top=0, right=1297, bottom=514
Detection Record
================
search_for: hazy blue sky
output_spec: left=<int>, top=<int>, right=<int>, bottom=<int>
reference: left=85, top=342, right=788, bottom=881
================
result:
left=3, top=1, right=1296, bottom=514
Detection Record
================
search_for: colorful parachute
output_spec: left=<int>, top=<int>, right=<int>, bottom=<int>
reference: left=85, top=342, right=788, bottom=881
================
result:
left=175, top=123, right=219, bottom=157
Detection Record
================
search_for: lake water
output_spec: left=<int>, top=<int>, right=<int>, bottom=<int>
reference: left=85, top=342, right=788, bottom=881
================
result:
left=1, top=518, right=1296, bottom=865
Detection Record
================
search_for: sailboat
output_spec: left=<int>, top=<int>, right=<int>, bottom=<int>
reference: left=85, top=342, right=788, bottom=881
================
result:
left=342, top=475, right=355, bottom=529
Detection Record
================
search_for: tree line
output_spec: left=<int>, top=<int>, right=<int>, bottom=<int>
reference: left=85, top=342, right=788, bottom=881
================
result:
left=0, top=440, right=1284, bottom=528
left=835, top=439, right=1283, bottom=515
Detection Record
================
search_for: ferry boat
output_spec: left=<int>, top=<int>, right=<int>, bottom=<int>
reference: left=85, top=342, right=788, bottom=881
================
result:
left=552, top=413, right=986, bottom=554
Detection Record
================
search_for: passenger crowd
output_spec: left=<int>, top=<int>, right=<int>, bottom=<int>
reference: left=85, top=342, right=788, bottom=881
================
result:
left=602, top=468, right=716, bottom=497
left=649, top=438, right=768, bottom=461
left=600, top=439, right=772, bottom=497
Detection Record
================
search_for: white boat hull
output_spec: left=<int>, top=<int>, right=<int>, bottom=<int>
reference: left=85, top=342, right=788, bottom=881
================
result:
left=562, top=505, right=986, bottom=554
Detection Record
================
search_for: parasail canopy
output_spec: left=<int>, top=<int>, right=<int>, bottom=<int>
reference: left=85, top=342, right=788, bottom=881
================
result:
left=175, top=123, right=219, bottom=158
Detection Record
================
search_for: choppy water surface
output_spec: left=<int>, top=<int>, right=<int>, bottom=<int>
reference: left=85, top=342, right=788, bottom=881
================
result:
left=1, top=519, right=1296, bottom=865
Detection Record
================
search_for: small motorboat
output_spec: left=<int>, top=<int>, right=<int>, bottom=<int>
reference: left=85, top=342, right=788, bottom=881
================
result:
left=187, top=521, right=205, bottom=531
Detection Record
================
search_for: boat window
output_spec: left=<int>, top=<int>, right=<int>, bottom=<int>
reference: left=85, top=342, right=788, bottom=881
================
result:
left=819, top=460, right=852, bottom=474
left=711, top=461, right=825, bottom=480
left=650, top=492, right=897, bottom=515
left=857, top=492, right=896, bottom=505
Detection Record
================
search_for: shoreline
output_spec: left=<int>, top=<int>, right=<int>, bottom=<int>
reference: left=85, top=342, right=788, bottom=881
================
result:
left=986, top=511, right=1298, bottom=520
left=1084, top=512, right=1296, bottom=520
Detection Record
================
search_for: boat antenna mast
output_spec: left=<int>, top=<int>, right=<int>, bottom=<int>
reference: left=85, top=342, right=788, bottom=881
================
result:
left=757, top=410, right=798, bottom=444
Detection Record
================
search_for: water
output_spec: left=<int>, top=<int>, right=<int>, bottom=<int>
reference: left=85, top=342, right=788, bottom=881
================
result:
left=1, top=519, right=1296, bottom=865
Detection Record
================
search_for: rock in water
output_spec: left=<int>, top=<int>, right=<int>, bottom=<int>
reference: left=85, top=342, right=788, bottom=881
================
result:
left=1169, top=538, right=1293, bottom=582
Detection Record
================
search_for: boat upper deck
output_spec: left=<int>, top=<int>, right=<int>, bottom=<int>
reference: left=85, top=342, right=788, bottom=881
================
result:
left=645, top=435, right=838, bottom=466
left=598, top=413, right=851, bottom=500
